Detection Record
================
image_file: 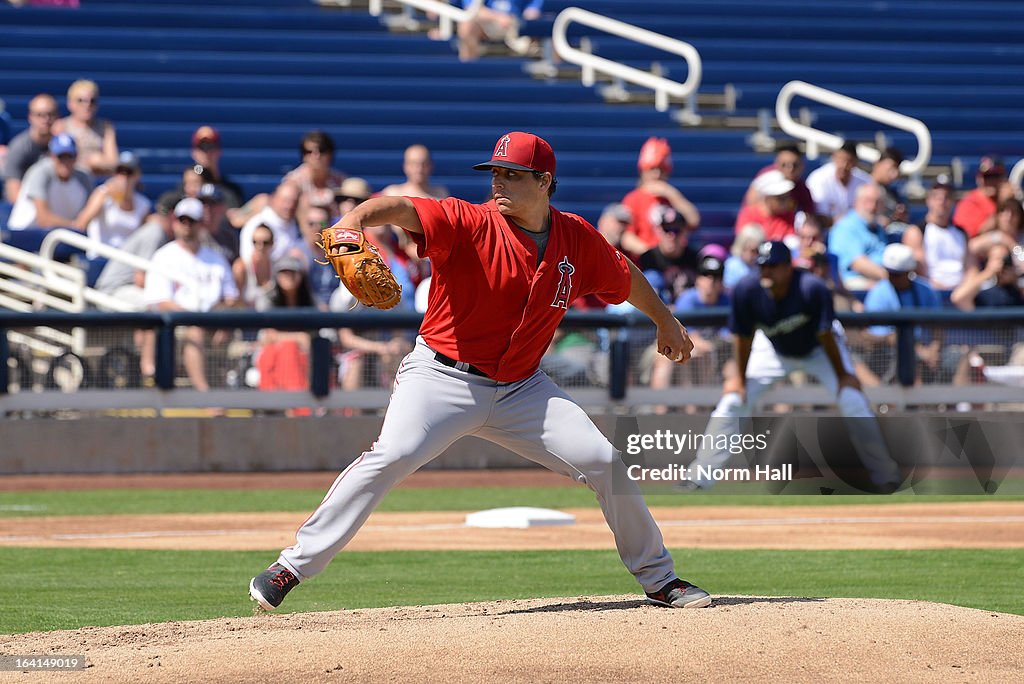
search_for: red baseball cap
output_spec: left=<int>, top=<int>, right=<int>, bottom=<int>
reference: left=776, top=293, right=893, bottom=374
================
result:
left=192, top=125, right=221, bottom=148
left=473, top=131, right=556, bottom=176
left=637, top=136, right=672, bottom=172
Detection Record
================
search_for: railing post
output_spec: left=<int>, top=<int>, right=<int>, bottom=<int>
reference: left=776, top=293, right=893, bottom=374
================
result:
left=609, top=330, right=628, bottom=401
left=0, top=328, right=8, bottom=395
left=310, top=334, right=332, bottom=399
left=155, top=321, right=176, bottom=390
left=895, top=323, right=915, bottom=388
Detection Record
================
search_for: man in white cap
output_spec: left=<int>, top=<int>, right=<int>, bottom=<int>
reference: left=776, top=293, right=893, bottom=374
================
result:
left=734, top=169, right=798, bottom=241
left=863, top=243, right=942, bottom=383
left=143, top=197, right=239, bottom=391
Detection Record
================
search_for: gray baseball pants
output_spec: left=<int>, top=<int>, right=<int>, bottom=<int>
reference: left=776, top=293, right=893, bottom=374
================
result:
left=278, top=337, right=677, bottom=593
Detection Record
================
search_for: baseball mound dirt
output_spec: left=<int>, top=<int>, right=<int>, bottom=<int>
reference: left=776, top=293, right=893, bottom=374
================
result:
left=2, top=596, right=1021, bottom=683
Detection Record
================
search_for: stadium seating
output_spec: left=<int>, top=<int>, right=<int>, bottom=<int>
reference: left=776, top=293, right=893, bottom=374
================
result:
left=1, top=0, right=1022, bottom=243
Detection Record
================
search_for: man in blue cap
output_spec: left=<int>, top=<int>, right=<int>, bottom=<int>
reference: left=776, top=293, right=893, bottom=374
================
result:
left=684, top=240, right=902, bottom=493
left=4, top=132, right=94, bottom=255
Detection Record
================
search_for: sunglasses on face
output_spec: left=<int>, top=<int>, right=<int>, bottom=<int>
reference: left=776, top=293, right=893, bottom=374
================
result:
left=303, top=147, right=326, bottom=156
left=253, top=239, right=274, bottom=247
left=30, top=110, right=58, bottom=119
left=56, top=153, right=76, bottom=162
left=178, top=217, right=199, bottom=226
left=74, top=97, right=98, bottom=105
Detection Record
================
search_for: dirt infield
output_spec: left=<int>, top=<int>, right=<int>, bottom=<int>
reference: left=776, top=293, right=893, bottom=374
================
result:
left=2, top=597, right=1022, bottom=683
left=3, top=471, right=1022, bottom=681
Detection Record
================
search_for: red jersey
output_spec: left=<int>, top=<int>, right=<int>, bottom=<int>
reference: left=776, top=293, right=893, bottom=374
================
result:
left=620, top=188, right=667, bottom=253
left=407, top=197, right=632, bottom=382
left=735, top=203, right=796, bottom=241
left=753, top=163, right=816, bottom=216
left=952, top=189, right=996, bottom=238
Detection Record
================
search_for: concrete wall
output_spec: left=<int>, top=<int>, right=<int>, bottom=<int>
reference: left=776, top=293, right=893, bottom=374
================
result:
left=0, top=415, right=615, bottom=474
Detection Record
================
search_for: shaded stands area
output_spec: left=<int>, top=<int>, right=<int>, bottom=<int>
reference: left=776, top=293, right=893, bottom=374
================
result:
left=1, top=0, right=1023, bottom=405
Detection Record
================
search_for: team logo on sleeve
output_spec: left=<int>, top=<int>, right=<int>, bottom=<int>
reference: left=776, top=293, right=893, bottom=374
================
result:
left=550, top=256, right=575, bottom=309
left=495, top=135, right=511, bottom=158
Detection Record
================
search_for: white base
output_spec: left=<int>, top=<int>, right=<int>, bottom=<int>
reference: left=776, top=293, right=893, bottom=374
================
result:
left=464, top=507, right=576, bottom=529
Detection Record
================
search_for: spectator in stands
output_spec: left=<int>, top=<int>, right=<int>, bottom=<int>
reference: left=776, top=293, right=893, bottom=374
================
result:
left=94, top=209, right=174, bottom=382
left=870, top=147, right=909, bottom=228
left=297, top=203, right=337, bottom=308
left=143, top=198, right=240, bottom=392
left=455, top=0, right=543, bottom=62
left=198, top=182, right=239, bottom=265
left=6, top=134, right=93, bottom=251
left=658, top=252, right=732, bottom=396
left=734, top=169, right=797, bottom=241
left=723, top=223, right=765, bottom=290
left=743, top=143, right=815, bottom=217
left=380, top=144, right=449, bottom=199
left=901, top=178, right=966, bottom=298
left=621, top=137, right=701, bottom=259
left=334, top=176, right=373, bottom=217
left=638, top=205, right=700, bottom=304
left=254, top=253, right=317, bottom=398
left=232, top=223, right=275, bottom=309
left=3, top=93, right=59, bottom=203
left=330, top=222, right=414, bottom=390
left=827, top=183, right=889, bottom=292
left=76, top=151, right=151, bottom=255
left=862, top=243, right=942, bottom=383
left=188, top=125, right=243, bottom=209
left=239, top=181, right=304, bottom=264
left=805, top=141, right=872, bottom=226
left=156, top=165, right=207, bottom=216
left=53, top=79, right=119, bottom=176
left=967, top=198, right=1024, bottom=265
left=596, top=202, right=632, bottom=250
left=283, top=130, right=347, bottom=209
left=953, top=244, right=1023, bottom=310
left=953, top=155, right=1007, bottom=238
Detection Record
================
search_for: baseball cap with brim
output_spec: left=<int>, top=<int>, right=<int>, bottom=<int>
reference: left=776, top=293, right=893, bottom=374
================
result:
left=335, top=177, right=372, bottom=202
left=115, top=150, right=140, bottom=174
left=192, top=125, right=221, bottom=148
left=698, top=255, right=725, bottom=277
left=173, top=197, right=204, bottom=222
left=882, top=243, right=916, bottom=273
left=199, top=183, right=224, bottom=204
left=473, top=131, right=556, bottom=176
left=274, top=254, right=308, bottom=274
left=753, top=169, right=795, bottom=198
left=49, top=133, right=77, bottom=156
left=756, top=240, right=792, bottom=266
left=978, top=155, right=1006, bottom=176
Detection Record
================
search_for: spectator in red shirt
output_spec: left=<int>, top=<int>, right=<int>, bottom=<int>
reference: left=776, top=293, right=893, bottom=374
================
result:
left=743, top=143, right=815, bottom=217
left=735, top=170, right=797, bottom=241
left=620, top=137, right=700, bottom=259
left=953, top=156, right=1007, bottom=238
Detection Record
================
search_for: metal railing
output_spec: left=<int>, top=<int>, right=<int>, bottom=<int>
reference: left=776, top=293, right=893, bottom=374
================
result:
left=2, top=308, right=1023, bottom=413
left=775, top=80, right=932, bottom=176
left=551, top=7, right=702, bottom=121
left=367, top=0, right=483, bottom=41
left=1010, top=158, right=1024, bottom=197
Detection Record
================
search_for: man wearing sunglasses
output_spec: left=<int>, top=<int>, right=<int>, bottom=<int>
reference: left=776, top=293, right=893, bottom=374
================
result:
left=4, top=93, right=59, bottom=203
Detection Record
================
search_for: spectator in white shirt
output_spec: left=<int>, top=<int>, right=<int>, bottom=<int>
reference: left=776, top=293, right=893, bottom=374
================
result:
left=805, top=141, right=872, bottom=227
left=143, top=198, right=240, bottom=391
left=76, top=151, right=151, bottom=257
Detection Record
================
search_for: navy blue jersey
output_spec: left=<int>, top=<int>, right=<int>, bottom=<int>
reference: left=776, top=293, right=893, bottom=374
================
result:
left=729, top=269, right=834, bottom=357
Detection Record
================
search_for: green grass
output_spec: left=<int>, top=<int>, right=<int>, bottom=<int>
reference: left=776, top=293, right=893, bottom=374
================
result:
left=2, top=547, right=1022, bottom=634
left=1, top=487, right=1021, bottom=517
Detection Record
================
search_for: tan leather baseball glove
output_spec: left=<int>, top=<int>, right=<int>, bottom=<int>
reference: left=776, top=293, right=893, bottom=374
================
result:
left=317, top=227, right=402, bottom=310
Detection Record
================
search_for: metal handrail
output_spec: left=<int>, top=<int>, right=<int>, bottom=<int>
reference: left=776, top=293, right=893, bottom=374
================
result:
left=367, top=0, right=483, bottom=41
left=38, top=228, right=200, bottom=311
left=551, top=7, right=702, bottom=117
left=775, top=80, right=932, bottom=176
left=1010, top=158, right=1024, bottom=196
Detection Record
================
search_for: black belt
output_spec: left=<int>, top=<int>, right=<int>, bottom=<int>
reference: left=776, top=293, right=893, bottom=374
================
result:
left=434, top=351, right=489, bottom=377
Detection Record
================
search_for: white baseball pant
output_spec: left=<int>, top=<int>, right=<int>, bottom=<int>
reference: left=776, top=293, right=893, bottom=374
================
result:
left=277, top=337, right=678, bottom=593
left=690, top=324, right=901, bottom=488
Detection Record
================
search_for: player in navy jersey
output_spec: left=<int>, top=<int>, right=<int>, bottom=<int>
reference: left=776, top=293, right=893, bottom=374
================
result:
left=686, top=241, right=902, bottom=492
